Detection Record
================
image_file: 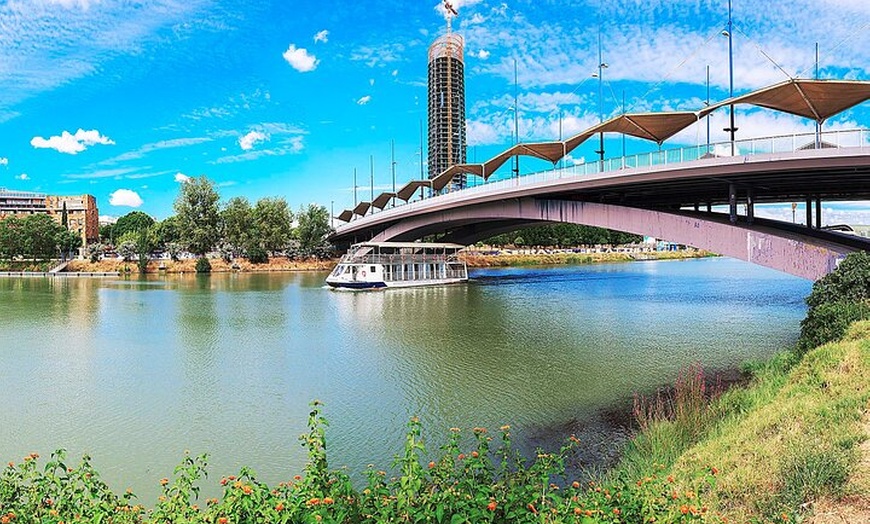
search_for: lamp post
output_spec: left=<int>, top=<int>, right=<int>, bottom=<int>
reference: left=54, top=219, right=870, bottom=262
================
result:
left=513, top=58, right=519, bottom=179
left=593, top=32, right=608, bottom=167
left=723, top=0, right=737, bottom=156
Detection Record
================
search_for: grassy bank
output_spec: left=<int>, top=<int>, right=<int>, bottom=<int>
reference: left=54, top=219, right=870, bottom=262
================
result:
left=461, top=248, right=713, bottom=268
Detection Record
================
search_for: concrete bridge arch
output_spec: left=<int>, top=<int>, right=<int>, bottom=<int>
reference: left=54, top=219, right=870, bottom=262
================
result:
left=368, top=197, right=855, bottom=280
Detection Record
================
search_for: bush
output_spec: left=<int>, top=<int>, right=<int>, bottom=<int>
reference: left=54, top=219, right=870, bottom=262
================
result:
left=247, top=246, right=268, bottom=264
left=797, top=251, right=870, bottom=355
left=195, top=257, right=211, bottom=273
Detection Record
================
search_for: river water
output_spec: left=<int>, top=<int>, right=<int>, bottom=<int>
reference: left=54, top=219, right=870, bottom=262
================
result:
left=0, top=257, right=810, bottom=500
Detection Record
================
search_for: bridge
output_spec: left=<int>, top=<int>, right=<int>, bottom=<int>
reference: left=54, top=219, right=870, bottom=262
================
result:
left=330, top=79, right=870, bottom=280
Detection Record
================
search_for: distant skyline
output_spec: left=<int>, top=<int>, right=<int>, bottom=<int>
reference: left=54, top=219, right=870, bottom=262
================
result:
left=0, top=0, right=868, bottom=223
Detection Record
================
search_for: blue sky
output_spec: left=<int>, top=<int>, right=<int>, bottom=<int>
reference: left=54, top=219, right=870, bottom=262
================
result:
left=0, top=0, right=868, bottom=223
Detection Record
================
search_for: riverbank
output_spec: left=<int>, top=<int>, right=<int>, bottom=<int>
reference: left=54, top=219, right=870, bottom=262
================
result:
left=65, top=257, right=333, bottom=273
left=460, top=247, right=713, bottom=267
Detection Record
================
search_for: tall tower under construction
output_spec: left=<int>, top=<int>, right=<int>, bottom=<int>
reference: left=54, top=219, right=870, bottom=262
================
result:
left=427, top=32, right=466, bottom=190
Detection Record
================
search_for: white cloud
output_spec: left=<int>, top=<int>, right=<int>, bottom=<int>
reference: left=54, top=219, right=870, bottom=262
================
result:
left=239, top=130, right=269, bottom=150
left=174, top=172, right=191, bottom=183
left=392, top=69, right=399, bottom=77
left=476, top=49, right=490, bottom=60
left=212, top=135, right=305, bottom=164
left=109, top=189, right=143, bottom=207
left=0, top=157, right=7, bottom=166
left=47, top=0, right=99, bottom=9
left=369, top=78, right=375, bottom=86
left=15, top=173, right=29, bottom=180
left=31, top=129, right=114, bottom=154
left=356, top=95, right=372, bottom=105
left=350, top=43, right=405, bottom=68
left=282, top=44, right=318, bottom=72
left=313, top=30, right=328, bottom=43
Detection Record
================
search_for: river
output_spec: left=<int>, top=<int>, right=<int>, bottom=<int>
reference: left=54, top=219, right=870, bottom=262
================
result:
left=0, top=257, right=811, bottom=500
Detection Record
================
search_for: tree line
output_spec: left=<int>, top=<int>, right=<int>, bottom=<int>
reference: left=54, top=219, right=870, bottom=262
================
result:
left=484, top=223, right=643, bottom=247
left=0, top=213, right=81, bottom=264
left=93, top=176, right=334, bottom=270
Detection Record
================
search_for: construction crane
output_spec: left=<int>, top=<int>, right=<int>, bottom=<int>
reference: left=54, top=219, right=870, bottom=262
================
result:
left=444, top=0, right=458, bottom=33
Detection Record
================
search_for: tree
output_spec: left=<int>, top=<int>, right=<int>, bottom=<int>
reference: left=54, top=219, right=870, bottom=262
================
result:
left=0, top=216, right=23, bottom=262
left=21, top=214, right=64, bottom=261
left=174, top=176, right=221, bottom=257
left=61, top=201, right=68, bottom=229
left=221, top=197, right=254, bottom=256
left=56, top=229, right=82, bottom=261
left=99, top=223, right=115, bottom=245
left=253, top=197, right=293, bottom=255
left=154, top=216, right=181, bottom=248
left=295, top=204, right=333, bottom=257
left=87, top=243, right=105, bottom=263
left=114, top=211, right=155, bottom=239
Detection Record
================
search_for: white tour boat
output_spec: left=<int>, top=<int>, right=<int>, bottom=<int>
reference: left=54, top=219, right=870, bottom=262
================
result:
left=326, top=241, right=468, bottom=289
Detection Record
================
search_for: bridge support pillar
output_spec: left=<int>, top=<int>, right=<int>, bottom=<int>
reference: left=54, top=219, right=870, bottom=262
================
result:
left=806, top=197, right=813, bottom=228
left=815, top=198, right=822, bottom=229
left=706, top=203, right=711, bottom=213
left=729, top=183, right=738, bottom=224
left=746, top=188, right=755, bottom=224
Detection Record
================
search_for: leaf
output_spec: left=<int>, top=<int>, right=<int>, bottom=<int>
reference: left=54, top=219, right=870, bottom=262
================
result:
left=450, top=513, right=466, bottom=524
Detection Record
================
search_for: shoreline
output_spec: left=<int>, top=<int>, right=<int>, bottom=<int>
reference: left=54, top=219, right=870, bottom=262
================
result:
left=0, top=248, right=714, bottom=276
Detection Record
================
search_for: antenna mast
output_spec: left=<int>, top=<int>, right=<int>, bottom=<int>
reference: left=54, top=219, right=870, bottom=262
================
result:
left=444, top=1, right=458, bottom=33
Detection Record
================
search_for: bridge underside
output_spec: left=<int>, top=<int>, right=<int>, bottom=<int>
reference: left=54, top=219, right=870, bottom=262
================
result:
left=362, top=198, right=865, bottom=280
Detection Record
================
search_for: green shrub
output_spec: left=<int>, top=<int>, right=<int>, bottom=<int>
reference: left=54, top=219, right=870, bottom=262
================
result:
left=796, top=251, right=870, bottom=355
left=247, top=246, right=269, bottom=264
left=195, top=257, right=212, bottom=273
left=797, top=301, right=870, bottom=354
left=772, top=445, right=850, bottom=514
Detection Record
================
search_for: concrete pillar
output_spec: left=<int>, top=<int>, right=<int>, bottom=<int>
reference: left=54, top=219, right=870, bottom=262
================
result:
left=729, top=183, right=738, bottom=224
left=706, top=203, right=712, bottom=213
left=746, top=188, right=754, bottom=224
left=806, top=197, right=813, bottom=228
left=815, top=198, right=822, bottom=229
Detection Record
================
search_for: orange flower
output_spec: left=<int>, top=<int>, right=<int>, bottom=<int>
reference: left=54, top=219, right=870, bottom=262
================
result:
left=294, top=475, right=302, bottom=481
left=527, top=503, right=537, bottom=515
left=428, top=461, right=436, bottom=469
left=680, top=505, right=689, bottom=515
left=275, top=502, right=285, bottom=511
left=159, top=478, right=169, bottom=486
left=218, top=518, right=228, bottom=524
left=781, top=514, right=789, bottom=521
left=323, top=497, right=334, bottom=505
left=572, top=481, right=580, bottom=489
left=242, top=485, right=252, bottom=495
left=308, top=497, right=320, bottom=506
left=711, top=466, right=719, bottom=475
left=471, top=451, right=479, bottom=458
left=486, top=500, right=497, bottom=511
left=228, top=475, right=236, bottom=481
left=613, top=508, right=620, bottom=515
left=574, top=507, right=582, bottom=515
left=457, top=453, right=465, bottom=460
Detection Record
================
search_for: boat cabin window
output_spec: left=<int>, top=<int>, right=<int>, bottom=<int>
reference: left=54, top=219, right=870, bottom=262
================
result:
left=370, top=266, right=377, bottom=273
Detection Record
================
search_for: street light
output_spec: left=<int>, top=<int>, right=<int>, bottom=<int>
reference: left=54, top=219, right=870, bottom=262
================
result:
left=722, top=0, right=737, bottom=156
left=593, top=32, right=608, bottom=167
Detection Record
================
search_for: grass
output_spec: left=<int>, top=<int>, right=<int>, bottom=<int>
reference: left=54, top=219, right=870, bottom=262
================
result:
left=663, top=321, right=870, bottom=522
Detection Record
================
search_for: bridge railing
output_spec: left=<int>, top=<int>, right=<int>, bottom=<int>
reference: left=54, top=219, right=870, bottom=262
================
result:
left=352, top=128, right=869, bottom=223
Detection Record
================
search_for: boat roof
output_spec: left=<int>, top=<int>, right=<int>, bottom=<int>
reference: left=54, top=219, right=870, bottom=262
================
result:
left=350, top=241, right=465, bottom=250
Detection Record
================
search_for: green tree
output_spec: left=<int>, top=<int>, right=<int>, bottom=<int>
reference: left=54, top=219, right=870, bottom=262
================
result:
left=154, top=216, right=182, bottom=248
left=21, top=214, right=64, bottom=261
left=174, top=176, right=221, bottom=257
left=0, top=216, right=23, bottom=262
left=114, top=211, right=155, bottom=239
left=99, top=223, right=115, bottom=244
left=295, top=203, right=333, bottom=257
left=56, top=229, right=82, bottom=261
left=253, top=197, right=292, bottom=255
left=61, top=201, right=68, bottom=228
left=221, top=197, right=254, bottom=256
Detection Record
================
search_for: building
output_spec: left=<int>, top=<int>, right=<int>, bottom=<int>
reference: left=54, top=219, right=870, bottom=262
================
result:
left=427, top=32, right=467, bottom=191
left=0, top=188, right=99, bottom=246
